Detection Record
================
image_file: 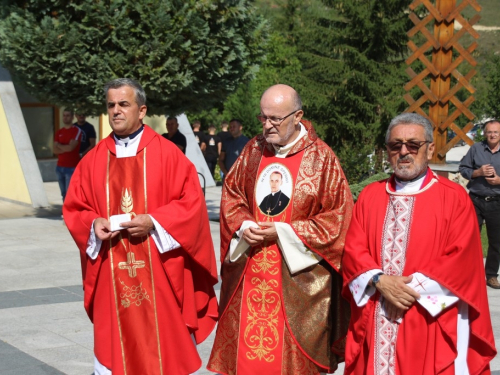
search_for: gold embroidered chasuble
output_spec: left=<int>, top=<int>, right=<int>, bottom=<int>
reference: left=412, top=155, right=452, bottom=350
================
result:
left=208, top=120, right=353, bottom=375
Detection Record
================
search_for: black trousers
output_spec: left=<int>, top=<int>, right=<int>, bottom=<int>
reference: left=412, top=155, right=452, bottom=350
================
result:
left=471, top=194, right=500, bottom=278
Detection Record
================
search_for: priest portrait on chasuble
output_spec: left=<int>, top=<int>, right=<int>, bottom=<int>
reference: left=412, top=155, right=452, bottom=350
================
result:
left=208, top=84, right=353, bottom=375
left=342, top=113, right=496, bottom=375
left=64, top=78, right=218, bottom=375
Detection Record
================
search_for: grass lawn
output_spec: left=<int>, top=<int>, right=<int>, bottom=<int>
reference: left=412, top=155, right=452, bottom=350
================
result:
left=481, top=226, right=488, bottom=258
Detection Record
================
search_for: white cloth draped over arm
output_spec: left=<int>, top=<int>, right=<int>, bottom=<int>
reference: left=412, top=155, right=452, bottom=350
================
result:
left=229, top=221, right=322, bottom=274
left=274, top=222, right=321, bottom=273
left=85, top=215, right=180, bottom=260
left=229, top=220, right=260, bottom=261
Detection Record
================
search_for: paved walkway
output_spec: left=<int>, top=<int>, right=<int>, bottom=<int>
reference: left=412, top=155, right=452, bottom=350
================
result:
left=0, top=182, right=498, bottom=374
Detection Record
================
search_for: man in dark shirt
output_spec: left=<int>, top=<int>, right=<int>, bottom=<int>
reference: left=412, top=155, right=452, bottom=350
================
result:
left=74, top=114, right=96, bottom=157
left=204, top=124, right=221, bottom=178
left=218, top=119, right=249, bottom=179
left=162, top=116, right=186, bottom=154
left=459, top=119, right=500, bottom=289
left=217, top=121, right=231, bottom=144
left=217, top=121, right=231, bottom=181
left=192, top=120, right=207, bottom=153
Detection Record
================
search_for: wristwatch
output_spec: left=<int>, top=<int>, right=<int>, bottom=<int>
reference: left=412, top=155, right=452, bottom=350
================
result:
left=371, top=273, right=384, bottom=288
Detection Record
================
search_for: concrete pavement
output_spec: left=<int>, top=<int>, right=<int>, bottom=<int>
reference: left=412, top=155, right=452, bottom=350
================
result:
left=0, top=181, right=498, bottom=374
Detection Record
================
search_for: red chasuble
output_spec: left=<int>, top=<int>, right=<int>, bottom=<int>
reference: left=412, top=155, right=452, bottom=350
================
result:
left=208, top=120, right=354, bottom=375
left=63, top=126, right=218, bottom=375
left=342, top=170, right=497, bottom=375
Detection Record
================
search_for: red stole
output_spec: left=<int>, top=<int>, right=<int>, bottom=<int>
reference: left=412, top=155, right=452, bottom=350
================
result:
left=236, top=147, right=304, bottom=374
left=107, top=150, right=163, bottom=375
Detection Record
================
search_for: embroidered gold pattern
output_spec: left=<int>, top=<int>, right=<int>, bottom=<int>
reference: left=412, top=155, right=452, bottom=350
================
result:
left=121, top=188, right=136, bottom=217
left=251, top=246, right=279, bottom=275
left=118, top=251, right=146, bottom=277
left=244, top=277, right=280, bottom=362
left=119, top=278, right=151, bottom=307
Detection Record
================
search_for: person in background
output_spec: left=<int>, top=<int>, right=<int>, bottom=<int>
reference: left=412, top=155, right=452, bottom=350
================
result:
left=162, top=116, right=187, bottom=154
left=53, top=110, right=81, bottom=202
left=218, top=119, right=249, bottom=180
left=217, top=121, right=231, bottom=182
left=204, top=124, right=221, bottom=178
left=459, top=119, right=500, bottom=289
left=192, top=120, right=207, bottom=153
left=74, top=113, right=96, bottom=157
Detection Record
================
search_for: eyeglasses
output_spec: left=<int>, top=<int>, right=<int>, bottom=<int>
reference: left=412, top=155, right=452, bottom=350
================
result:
left=386, top=140, right=430, bottom=154
left=485, top=131, right=500, bottom=136
left=256, top=110, right=299, bottom=126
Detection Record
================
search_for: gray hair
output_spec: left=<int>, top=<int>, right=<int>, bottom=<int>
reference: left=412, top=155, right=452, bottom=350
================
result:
left=385, top=113, right=434, bottom=143
left=293, top=91, right=303, bottom=110
left=104, top=78, right=146, bottom=107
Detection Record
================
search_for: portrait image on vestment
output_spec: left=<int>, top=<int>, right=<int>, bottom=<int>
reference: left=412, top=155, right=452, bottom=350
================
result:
left=256, top=163, right=292, bottom=217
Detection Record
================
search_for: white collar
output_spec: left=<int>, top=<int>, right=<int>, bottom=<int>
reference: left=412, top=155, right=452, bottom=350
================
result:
left=272, top=123, right=308, bottom=158
left=394, top=173, right=426, bottom=193
left=113, top=131, right=144, bottom=158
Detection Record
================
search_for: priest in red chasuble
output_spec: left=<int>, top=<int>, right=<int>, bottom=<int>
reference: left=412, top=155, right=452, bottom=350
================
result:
left=63, top=78, right=218, bottom=375
left=208, top=84, right=353, bottom=374
left=342, top=113, right=497, bottom=375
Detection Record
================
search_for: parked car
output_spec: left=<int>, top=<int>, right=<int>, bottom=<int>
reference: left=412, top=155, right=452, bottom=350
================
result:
left=448, top=124, right=482, bottom=146
left=466, top=124, right=482, bottom=141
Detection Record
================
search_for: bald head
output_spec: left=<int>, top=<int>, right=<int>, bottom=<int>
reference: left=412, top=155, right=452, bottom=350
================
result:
left=259, top=84, right=303, bottom=146
left=261, top=84, right=302, bottom=111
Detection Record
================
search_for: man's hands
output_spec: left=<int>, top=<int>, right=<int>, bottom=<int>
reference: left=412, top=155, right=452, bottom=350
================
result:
left=485, top=174, right=500, bottom=185
left=242, top=222, right=278, bottom=246
left=94, top=217, right=119, bottom=241
left=472, top=164, right=500, bottom=184
left=94, top=214, right=154, bottom=240
left=119, top=214, right=155, bottom=237
left=375, top=275, right=420, bottom=321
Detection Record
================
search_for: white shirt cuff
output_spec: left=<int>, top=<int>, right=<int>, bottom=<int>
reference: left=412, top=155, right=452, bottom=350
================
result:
left=86, top=219, right=102, bottom=260
left=149, top=215, right=181, bottom=253
left=349, top=269, right=383, bottom=306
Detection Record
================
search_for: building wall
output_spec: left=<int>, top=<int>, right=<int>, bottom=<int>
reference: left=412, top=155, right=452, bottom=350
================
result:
left=0, top=96, right=33, bottom=204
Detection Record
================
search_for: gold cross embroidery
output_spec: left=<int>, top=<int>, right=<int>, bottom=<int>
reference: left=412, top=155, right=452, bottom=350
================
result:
left=118, top=252, right=145, bottom=278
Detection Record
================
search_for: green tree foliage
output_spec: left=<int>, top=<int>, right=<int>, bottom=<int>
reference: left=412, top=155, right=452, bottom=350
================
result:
left=486, top=55, right=500, bottom=119
left=0, top=0, right=266, bottom=115
left=255, top=0, right=411, bottom=183
left=222, top=32, right=302, bottom=137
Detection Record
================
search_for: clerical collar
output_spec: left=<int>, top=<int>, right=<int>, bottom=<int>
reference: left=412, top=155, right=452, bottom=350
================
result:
left=114, top=126, right=144, bottom=143
left=113, top=127, right=144, bottom=158
left=271, top=191, right=280, bottom=196
left=272, top=123, right=307, bottom=158
left=394, top=170, right=427, bottom=193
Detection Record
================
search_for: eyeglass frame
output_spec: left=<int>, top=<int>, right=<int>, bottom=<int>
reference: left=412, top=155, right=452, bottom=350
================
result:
left=386, top=140, right=430, bottom=154
left=256, top=109, right=300, bottom=126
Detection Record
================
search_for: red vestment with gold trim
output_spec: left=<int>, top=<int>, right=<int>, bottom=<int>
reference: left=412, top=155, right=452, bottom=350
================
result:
left=342, top=170, right=497, bottom=375
left=64, top=126, right=218, bottom=374
left=208, top=120, right=353, bottom=374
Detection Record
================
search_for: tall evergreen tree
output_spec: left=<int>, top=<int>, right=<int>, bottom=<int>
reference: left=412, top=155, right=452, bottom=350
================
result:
left=486, top=55, right=500, bottom=119
left=0, top=0, right=266, bottom=115
left=276, top=0, right=411, bottom=182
